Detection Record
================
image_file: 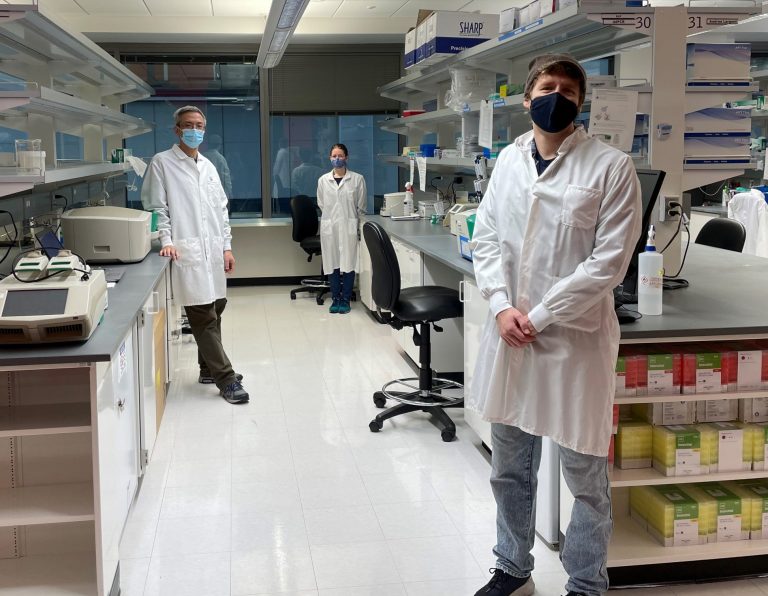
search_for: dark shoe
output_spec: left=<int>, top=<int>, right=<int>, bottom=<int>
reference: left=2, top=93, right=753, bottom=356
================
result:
left=220, top=381, right=249, bottom=404
left=564, top=593, right=588, bottom=596
left=199, top=372, right=242, bottom=384
left=329, top=298, right=340, bottom=314
left=337, top=300, right=351, bottom=314
left=475, top=569, right=535, bottom=596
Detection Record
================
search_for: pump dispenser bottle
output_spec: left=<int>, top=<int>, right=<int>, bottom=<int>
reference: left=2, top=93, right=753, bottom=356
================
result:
left=637, top=225, right=663, bottom=316
left=403, top=183, right=414, bottom=216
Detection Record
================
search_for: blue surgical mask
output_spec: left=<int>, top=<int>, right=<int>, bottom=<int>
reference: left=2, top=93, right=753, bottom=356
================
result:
left=181, top=129, right=205, bottom=149
left=330, top=157, right=346, bottom=169
left=529, top=92, right=578, bottom=133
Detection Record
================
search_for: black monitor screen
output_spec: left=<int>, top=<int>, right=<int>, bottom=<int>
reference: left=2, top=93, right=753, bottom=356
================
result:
left=619, top=168, right=667, bottom=298
left=2, top=289, right=68, bottom=317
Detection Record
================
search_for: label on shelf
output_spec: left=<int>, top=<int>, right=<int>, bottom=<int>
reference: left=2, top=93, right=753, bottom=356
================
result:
left=498, top=18, right=544, bottom=41
left=598, top=13, right=653, bottom=33
left=687, top=14, right=740, bottom=32
left=676, top=446, right=700, bottom=475
left=648, top=354, right=675, bottom=394
left=718, top=428, right=745, bottom=472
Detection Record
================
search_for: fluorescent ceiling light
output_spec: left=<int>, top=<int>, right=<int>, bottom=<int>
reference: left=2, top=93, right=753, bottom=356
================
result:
left=256, top=0, right=311, bottom=69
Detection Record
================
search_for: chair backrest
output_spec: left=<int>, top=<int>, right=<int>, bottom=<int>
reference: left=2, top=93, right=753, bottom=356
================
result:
left=290, top=195, right=318, bottom=243
left=695, top=217, right=746, bottom=253
left=362, top=221, right=401, bottom=312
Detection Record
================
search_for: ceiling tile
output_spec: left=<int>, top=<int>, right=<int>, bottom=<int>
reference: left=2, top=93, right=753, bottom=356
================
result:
left=71, top=0, right=150, bottom=16
left=38, top=0, right=87, bottom=15
left=392, top=0, right=468, bottom=19
left=336, top=0, right=409, bottom=18
left=305, top=0, right=343, bottom=18
left=212, top=0, right=272, bottom=17
left=143, top=0, right=212, bottom=17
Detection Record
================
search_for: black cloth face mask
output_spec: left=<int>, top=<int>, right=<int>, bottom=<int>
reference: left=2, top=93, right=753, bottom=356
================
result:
left=529, top=92, right=579, bottom=133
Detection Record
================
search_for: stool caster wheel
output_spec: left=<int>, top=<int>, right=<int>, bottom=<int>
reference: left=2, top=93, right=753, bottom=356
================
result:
left=369, top=419, right=383, bottom=433
left=373, top=393, right=386, bottom=408
left=290, top=292, right=297, bottom=300
left=441, top=429, right=455, bottom=442
left=316, top=297, right=324, bottom=306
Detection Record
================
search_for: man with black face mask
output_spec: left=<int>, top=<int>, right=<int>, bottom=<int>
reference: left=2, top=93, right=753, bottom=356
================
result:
left=468, top=55, right=642, bottom=596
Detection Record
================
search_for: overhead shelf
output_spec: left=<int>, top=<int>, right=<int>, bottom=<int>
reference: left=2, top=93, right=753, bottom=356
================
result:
left=0, top=482, right=94, bottom=527
left=0, top=86, right=152, bottom=138
left=684, top=83, right=759, bottom=113
left=608, top=514, right=768, bottom=567
left=0, top=5, right=153, bottom=103
left=381, top=154, right=496, bottom=173
left=379, top=4, right=656, bottom=101
left=0, top=161, right=134, bottom=198
left=0, top=403, right=91, bottom=437
left=683, top=162, right=756, bottom=190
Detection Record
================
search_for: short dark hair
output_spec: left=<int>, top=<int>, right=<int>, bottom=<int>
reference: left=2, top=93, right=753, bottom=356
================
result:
left=330, top=143, right=348, bottom=157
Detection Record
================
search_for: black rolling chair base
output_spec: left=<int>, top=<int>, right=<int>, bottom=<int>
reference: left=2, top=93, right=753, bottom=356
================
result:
left=290, top=283, right=329, bottom=305
left=370, top=377, right=464, bottom=443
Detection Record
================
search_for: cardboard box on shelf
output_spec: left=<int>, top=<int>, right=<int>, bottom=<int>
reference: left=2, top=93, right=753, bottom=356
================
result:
left=686, top=43, right=751, bottom=81
left=615, top=420, right=653, bottom=469
left=630, top=485, right=705, bottom=546
left=424, top=11, right=499, bottom=65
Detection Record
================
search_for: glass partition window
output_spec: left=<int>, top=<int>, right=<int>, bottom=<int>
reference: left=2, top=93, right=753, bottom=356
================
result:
left=270, top=113, right=398, bottom=217
left=123, top=60, right=262, bottom=217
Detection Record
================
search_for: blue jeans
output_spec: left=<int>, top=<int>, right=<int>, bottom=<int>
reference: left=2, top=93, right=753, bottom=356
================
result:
left=329, top=269, right=355, bottom=302
left=490, top=423, right=612, bottom=596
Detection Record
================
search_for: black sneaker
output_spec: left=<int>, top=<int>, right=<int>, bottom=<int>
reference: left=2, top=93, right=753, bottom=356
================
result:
left=475, top=568, right=535, bottom=596
left=199, top=372, right=242, bottom=384
left=220, top=381, right=249, bottom=404
left=564, top=593, right=587, bottom=596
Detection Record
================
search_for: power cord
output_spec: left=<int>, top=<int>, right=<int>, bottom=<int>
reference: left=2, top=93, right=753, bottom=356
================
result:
left=0, top=209, right=18, bottom=270
left=662, top=203, right=690, bottom=282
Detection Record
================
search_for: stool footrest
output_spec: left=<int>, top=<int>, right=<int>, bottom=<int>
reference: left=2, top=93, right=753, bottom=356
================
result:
left=380, top=377, right=463, bottom=407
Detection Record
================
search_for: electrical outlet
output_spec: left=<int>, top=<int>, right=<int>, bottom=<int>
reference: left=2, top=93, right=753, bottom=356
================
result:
left=658, top=195, right=679, bottom=223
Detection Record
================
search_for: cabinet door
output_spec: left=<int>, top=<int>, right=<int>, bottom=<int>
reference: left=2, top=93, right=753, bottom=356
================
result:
left=391, top=240, right=423, bottom=364
left=94, top=329, right=139, bottom=596
left=358, top=222, right=374, bottom=310
left=462, top=277, right=492, bottom=446
left=137, top=291, right=160, bottom=466
left=165, top=267, right=182, bottom=384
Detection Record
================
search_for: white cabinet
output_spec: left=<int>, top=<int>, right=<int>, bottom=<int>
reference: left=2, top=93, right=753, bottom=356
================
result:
left=391, top=238, right=423, bottom=364
left=0, top=349, right=141, bottom=595
left=358, top=222, right=374, bottom=310
left=461, top=277, right=491, bottom=446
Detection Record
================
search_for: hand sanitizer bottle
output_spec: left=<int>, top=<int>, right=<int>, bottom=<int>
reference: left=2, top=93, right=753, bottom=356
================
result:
left=638, top=225, right=663, bottom=316
left=403, top=183, right=414, bottom=216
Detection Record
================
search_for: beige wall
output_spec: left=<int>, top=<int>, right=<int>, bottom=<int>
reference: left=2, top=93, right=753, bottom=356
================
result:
left=230, top=220, right=321, bottom=279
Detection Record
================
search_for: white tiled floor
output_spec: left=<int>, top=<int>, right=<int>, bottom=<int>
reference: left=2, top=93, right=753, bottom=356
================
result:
left=119, top=286, right=768, bottom=596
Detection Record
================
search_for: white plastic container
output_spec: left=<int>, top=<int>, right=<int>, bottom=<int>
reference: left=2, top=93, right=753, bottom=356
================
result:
left=403, top=185, right=414, bottom=216
left=638, top=225, right=663, bottom=316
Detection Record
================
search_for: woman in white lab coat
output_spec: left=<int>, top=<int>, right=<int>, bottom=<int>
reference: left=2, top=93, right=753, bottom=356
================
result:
left=317, top=143, right=367, bottom=314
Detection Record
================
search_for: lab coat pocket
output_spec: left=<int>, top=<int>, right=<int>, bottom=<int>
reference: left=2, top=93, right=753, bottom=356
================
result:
left=176, top=237, right=202, bottom=268
left=210, top=236, right=224, bottom=265
left=561, top=184, right=602, bottom=229
left=320, top=218, right=334, bottom=236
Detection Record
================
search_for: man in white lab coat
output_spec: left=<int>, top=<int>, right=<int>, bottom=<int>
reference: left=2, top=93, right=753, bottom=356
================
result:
left=469, top=55, right=641, bottom=596
left=142, top=106, right=248, bottom=404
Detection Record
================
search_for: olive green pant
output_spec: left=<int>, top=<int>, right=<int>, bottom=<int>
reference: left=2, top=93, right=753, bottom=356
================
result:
left=184, top=298, right=236, bottom=390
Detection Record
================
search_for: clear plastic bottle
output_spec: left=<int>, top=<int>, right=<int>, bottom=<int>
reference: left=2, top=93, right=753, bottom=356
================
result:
left=637, top=225, right=663, bottom=316
left=403, top=183, right=414, bottom=216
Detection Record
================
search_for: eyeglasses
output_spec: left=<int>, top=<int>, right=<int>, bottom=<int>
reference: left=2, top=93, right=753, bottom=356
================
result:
left=179, top=123, right=206, bottom=131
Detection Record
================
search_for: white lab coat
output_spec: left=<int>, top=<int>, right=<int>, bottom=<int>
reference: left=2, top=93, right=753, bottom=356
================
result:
left=142, top=144, right=232, bottom=307
left=469, top=127, right=641, bottom=456
left=728, top=189, right=768, bottom=258
left=317, top=169, right=367, bottom=273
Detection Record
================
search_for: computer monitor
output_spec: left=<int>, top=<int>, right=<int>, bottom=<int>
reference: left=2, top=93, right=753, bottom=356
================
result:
left=617, top=168, right=667, bottom=302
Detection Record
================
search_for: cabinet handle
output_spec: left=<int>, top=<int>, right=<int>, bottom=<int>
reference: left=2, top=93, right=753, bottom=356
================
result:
left=147, top=291, right=160, bottom=315
left=459, top=281, right=465, bottom=303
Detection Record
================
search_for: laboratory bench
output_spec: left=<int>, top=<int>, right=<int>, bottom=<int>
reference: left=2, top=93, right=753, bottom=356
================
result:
left=360, top=214, right=768, bottom=586
left=0, top=253, right=179, bottom=596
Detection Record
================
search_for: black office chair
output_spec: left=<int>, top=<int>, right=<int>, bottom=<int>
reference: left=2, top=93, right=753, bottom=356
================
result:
left=695, top=218, right=746, bottom=253
left=289, top=195, right=329, bottom=305
left=363, top=221, right=464, bottom=442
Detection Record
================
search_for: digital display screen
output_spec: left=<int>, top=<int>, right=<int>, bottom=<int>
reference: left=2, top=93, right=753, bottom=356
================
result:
left=2, top=289, right=68, bottom=317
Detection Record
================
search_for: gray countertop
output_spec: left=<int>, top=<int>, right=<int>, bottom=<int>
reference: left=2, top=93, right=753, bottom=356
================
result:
left=366, top=215, right=768, bottom=341
left=0, top=253, right=169, bottom=366
left=691, top=205, right=728, bottom=216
